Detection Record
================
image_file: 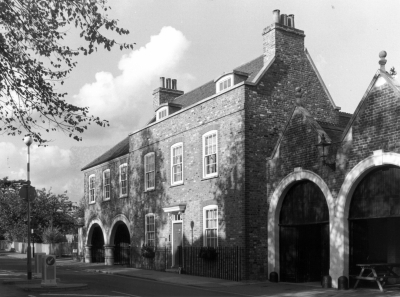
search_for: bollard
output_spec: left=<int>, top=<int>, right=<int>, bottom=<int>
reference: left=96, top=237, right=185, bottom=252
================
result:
left=321, top=275, right=332, bottom=288
left=41, top=255, right=57, bottom=287
left=269, top=271, right=279, bottom=282
left=34, top=253, right=46, bottom=277
left=338, top=276, right=349, bottom=290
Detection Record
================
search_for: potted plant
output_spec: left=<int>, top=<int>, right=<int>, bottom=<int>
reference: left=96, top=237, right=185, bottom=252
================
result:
left=198, top=246, right=217, bottom=261
left=141, top=244, right=155, bottom=259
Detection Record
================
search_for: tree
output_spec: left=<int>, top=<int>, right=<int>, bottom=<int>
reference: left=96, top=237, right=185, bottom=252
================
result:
left=0, top=0, right=134, bottom=145
left=0, top=179, right=78, bottom=242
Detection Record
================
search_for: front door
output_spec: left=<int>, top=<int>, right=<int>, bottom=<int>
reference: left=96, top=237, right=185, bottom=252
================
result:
left=172, top=222, right=182, bottom=267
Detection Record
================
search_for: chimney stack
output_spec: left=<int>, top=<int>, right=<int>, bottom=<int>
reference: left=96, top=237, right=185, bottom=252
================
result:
left=153, top=77, right=184, bottom=111
left=262, top=10, right=304, bottom=65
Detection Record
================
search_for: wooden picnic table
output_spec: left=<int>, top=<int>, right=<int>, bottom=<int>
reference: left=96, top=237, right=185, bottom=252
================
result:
left=353, top=263, right=400, bottom=292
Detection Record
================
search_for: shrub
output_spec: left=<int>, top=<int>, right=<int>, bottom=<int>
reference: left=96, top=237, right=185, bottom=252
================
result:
left=41, top=227, right=65, bottom=244
left=141, top=244, right=155, bottom=259
left=198, top=246, right=217, bottom=261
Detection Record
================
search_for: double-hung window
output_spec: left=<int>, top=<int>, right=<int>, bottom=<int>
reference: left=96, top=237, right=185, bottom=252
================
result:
left=171, top=143, right=183, bottom=185
left=203, top=131, right=218, bottom=178
left=89, top=174, right=95, bottom=203
left=144, top=153, right=155, bottom=190
left=203, top=205, right=218, bottom=247
left=120, top=163, right=128, bottom=197
left=103, top=170, right=110, bottom=200
left=145, top=214, right=155, bottom=247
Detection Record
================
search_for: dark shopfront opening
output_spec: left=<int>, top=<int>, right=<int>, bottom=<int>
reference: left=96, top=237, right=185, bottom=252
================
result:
left=349, top=166, right=400, bottom=286
left=91, top=225, right=105, bottom=263
left=279, top=181, right=330, bottom=283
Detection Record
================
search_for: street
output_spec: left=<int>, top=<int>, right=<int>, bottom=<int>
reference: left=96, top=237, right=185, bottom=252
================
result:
left=3, top=255, right=400, bottom=297
left=0, top=256, right=256, bottom=297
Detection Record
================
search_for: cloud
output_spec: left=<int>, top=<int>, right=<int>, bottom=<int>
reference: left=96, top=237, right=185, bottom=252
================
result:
left=73, top=26, right=191, bottom=139
left=0, top=142, right=77, bottom=200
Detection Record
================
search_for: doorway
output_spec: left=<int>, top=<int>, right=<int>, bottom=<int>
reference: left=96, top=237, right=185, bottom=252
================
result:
left=172, top=221, right=183, bottom=267
left=114, top=223, right=130, bottom=265
left=279, top=181, right=330, bottom=282
left=90, top=225, right=104, bottom=263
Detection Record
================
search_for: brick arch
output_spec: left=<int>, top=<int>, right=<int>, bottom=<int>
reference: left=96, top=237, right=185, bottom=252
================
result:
left=331, top=151, right=400, bottom=287
left=108, top=214, right=131, bottom=245
left=267, top=169, right=335, bottom=282
left=86, top=218, right=107, bottom=246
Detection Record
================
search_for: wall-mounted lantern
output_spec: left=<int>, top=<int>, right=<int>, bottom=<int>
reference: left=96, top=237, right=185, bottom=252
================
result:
left=315, top=134, right=331, bottom=163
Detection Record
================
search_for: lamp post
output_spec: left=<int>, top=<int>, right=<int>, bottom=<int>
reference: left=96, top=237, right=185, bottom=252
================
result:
left=24, top=135, right=33, bottom=280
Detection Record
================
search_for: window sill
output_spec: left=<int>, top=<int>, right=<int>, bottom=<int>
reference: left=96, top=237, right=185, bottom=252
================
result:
left=201, top=175, right=219, bottom=181
left=89, top=201, right=96, bottom=205
left=144, top=188, right=155, bottom=193
left=103, top=198, right=111, bottom=202
left=119, top=194, right=128, bottom=199
left=170, top=182, right=184, bottom=188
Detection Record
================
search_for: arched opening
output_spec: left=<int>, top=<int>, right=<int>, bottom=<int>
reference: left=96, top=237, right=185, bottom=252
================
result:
left=90, top=224, right=105, bottom=263
left=279, top=180, right=330, bottom=283
left=349, top=166, right=400, bottom=280
left=113, top=222, right=130, bottom=265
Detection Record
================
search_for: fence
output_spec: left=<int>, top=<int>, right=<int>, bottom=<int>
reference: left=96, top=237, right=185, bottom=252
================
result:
left=130, top=246, right=244, bottom=281
left=114, top=243, right=130, bottom=265
left=130, top=246, right=171, bottom=271
left=179, top=246, right=244, bottom=281
left=91, top=246, right=105, bottom=263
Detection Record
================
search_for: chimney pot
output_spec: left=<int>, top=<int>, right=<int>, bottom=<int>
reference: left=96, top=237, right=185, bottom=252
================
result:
left=166, top=78, right=171, bottom=89
left=160, top=77, right=165, bottom=88
left=288, top=14, right=295, bottom=28
left=280, top=14, right=288, bottom=26
left=172, top=79, right=177, bottom=90
left=272, top=9, right=280, bottom=23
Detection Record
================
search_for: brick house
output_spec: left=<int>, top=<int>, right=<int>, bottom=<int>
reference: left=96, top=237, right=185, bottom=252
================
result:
left=80, top=9, right=399, bottom=285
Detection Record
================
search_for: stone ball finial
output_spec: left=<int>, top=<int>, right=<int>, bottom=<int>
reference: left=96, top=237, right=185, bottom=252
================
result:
left=295, top=87, right=303, bottom=106
left=379, top=51, right=387, bottom=71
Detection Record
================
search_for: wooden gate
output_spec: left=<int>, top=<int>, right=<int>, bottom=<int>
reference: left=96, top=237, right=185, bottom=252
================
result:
left=279, top=181, right=329, bottom=282
left=349, top=166, right=400, bottom=276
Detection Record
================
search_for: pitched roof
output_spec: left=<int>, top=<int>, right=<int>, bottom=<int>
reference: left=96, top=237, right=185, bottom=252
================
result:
left=172, top=55, right=264, bottom=108
left=82, top=56, right=265, bottom=170
left=81, top=137, right=129, bottom=171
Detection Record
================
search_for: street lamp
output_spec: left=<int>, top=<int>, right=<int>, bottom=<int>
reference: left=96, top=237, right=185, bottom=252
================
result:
left=24, top=135, right=33, bottom=280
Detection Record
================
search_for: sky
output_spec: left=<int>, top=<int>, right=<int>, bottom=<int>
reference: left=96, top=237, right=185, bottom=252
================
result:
left=1, top=0, right=399, bottom=202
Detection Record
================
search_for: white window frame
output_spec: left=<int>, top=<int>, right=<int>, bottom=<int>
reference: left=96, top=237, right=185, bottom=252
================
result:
left=103, top=169, right=110, bottom=200
left=144, top=152, right=155, bottom=191
left=145, top=213, right=155, bottom=247
left=88, top=174, right=96, bottom=204
left=203, top=205, right=218, bottom=247
left=156, top=107, right=168, bottom=121
left=119, top=163, right=128, bottom=198
left=171, top=142, right=183, bottom=186
left=202, top=130, right=218, bottom=178
left=216, top=74, right=233, bottom=93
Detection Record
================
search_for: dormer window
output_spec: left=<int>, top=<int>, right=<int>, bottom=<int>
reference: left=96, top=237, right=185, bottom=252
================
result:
left=215, top=73, right=234, bottom=93
left=219, top=78, right=232, bottom=92
left=157, top=107, right=168, bottom=121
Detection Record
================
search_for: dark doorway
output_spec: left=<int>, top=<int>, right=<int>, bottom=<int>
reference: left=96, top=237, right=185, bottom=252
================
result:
left=349, top=166, right=400, bottom=285
left=91, top=225, right=105, bottom=263
left=279, top=181, right=330, bottom=283
left=114, top=223, right=130, bottom=265
left=172, top=222, right=182, bottom=267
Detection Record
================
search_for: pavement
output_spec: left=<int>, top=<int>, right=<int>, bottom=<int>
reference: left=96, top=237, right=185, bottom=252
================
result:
left=4, top=250, right=400, bottom=296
